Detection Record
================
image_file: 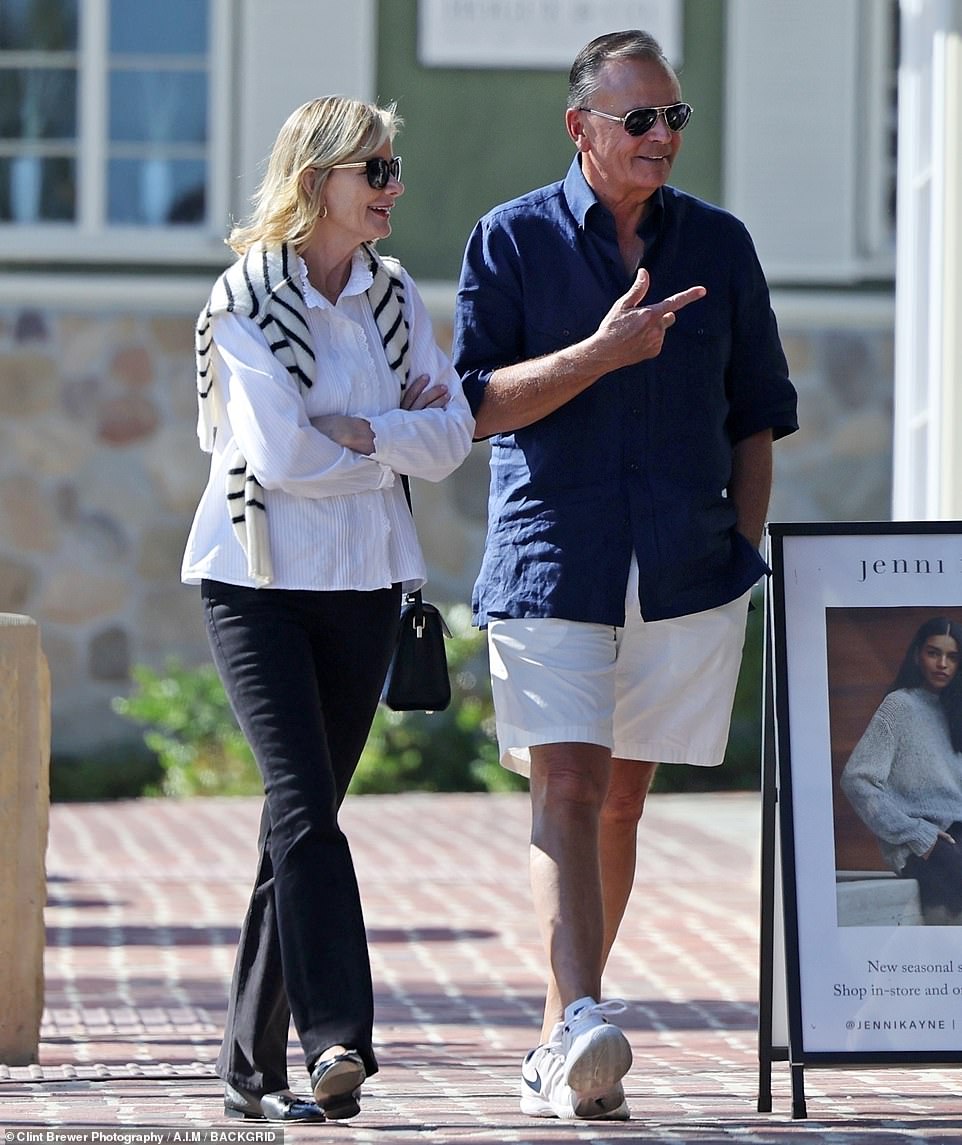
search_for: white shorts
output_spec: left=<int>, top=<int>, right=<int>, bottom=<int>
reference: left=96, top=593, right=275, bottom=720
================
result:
left=487, top=561, right=751, bottom=777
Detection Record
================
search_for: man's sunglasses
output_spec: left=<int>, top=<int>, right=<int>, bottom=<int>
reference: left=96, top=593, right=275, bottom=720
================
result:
left=330, top=155, right=402, bottom=189
left=580, top=103, right=693, bottom=136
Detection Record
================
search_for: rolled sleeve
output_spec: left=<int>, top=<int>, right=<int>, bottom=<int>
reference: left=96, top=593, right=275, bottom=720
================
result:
left=724, top=226, right=798, bottom=444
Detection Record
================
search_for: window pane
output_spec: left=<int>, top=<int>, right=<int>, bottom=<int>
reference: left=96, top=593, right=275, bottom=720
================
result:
left=109, top=0, right=207, bottom=55
left=0, top=154, right=75, bottom=220
left=0, top=0, right=78, bottom=50
left=109, top=69, right=207, bottom=144
left=0, top=67, right=76, bottom=139
left=107, top=156, right=205, bottom=225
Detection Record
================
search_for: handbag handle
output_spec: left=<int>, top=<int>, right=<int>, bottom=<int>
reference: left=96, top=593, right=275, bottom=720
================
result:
left=398, top=474, right=452, bottom=636
left=399, top=474, right=423, bottom=610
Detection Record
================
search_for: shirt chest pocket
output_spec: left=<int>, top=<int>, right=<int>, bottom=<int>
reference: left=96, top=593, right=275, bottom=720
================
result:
left=655, top=312, right=731, bottom=388
left=525, top=314, right=600, bottom=358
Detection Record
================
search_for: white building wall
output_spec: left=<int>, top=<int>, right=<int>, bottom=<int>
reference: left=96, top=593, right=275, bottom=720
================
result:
left=724, top=0, right=896, bottom=285
left=235, top=0, right=377, bottom=217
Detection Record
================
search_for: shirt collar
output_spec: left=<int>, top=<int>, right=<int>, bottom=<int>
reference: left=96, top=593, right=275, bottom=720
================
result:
left=563, top=155, right=598, bottom=227
left=562, top=155, right=667, bottom=238
left=297, top=247, right=373, bottom=310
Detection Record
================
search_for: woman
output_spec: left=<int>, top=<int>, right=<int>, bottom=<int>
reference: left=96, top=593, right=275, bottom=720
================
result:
left=840, top=616, right=962, bottom=924
left=181, top=97, right=474, bottom=1122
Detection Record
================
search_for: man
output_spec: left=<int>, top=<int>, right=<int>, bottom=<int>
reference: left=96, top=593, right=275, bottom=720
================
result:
left=452, top=30, right=797, bottom=1121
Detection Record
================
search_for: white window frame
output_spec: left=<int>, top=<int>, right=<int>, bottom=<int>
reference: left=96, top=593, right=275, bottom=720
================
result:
left=892, top=0, right=962, bottom=520
left=0, top=0, right=233, bottom=266
left=725, top=0, right=898, bottom=285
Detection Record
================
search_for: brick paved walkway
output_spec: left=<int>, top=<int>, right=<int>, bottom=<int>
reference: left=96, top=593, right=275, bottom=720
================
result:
left=1, top=792, right=960, bottom=1141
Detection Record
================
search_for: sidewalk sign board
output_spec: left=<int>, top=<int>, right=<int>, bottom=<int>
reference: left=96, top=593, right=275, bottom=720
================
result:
left=759, top=521, right=962, bottom=1117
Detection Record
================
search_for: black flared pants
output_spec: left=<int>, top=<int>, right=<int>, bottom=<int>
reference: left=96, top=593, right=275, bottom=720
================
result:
left=202, top=578, right=400, bottom=1093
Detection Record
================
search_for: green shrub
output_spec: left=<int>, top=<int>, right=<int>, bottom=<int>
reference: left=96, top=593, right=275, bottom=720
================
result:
left=112, top=660, right=261, bottom=797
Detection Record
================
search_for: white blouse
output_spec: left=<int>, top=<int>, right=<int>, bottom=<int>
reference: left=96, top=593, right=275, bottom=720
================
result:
left=181, top=249, right=475, bottom=592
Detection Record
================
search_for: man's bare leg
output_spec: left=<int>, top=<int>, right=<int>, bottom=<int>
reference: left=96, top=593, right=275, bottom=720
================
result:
left=599, top=759, right=658, bottom=966
left=537, top=758, right=657, bottom=1038
left=529, top=741, right=611, bottom=1043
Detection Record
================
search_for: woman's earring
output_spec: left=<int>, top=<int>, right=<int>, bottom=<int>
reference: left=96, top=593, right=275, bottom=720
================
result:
left=319, top=205, right=328, bottom=220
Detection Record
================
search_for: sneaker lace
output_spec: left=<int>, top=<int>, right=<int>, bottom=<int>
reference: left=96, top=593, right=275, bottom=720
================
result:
left=575, top=998, right=628, bottom=1022
left=596, top=998, right=628, bottom=1015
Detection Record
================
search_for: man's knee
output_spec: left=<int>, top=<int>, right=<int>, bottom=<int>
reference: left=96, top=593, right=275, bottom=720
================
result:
left=530, top=743, right=611, bottom=816
left=601, top=760, right=657, bottom=826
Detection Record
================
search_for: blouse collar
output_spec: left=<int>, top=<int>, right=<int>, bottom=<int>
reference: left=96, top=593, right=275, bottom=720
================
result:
left=297, top=247, right=374, bottom=309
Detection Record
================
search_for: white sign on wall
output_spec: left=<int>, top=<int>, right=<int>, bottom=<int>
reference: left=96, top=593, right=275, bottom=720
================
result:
left=418, top=0, right=683, bottom=70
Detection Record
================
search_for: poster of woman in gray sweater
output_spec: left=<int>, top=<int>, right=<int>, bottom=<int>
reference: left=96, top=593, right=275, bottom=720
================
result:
left=840, top=616, right=962, bottom=924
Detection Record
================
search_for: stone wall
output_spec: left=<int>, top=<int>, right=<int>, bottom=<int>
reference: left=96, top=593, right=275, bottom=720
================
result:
left=0, top=292, right=893, bottom=756
left=772, top=324, right=894, bottom=524
left=0, top=304, right=213, bottom=750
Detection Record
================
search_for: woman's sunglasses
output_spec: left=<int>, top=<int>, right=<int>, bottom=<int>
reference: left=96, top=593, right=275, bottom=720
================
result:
left=330, top=155, right=403, bottom=189
left=580, top=103, right=693, bottom=136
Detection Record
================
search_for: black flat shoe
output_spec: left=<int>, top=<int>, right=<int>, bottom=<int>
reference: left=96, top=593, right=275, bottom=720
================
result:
left=224, top=1082, right=326, bottom=1122
left=310, top=1051, right=365, bottom=1120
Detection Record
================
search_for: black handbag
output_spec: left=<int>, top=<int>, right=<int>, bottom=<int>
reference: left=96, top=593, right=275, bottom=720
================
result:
left=382, top=589, right=452, bottom=712
left=381, top=475, right=452, bottom=712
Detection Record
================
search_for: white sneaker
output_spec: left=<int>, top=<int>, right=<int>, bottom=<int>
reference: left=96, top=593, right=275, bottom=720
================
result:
left=562, top=998, right=633, bottom=1095
left=520, top=1027, right=630, bottom=1120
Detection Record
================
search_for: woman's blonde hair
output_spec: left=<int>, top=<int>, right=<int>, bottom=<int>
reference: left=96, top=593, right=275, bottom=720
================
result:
left=227, top=96, right=401, bottom=254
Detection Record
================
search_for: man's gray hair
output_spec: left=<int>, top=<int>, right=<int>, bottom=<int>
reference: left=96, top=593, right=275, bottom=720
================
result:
left=567, top=30, right=671, bottom=110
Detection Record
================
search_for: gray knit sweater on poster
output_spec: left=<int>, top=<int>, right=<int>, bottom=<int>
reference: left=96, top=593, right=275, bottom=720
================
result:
left=840, top=687, right=962, bottom=873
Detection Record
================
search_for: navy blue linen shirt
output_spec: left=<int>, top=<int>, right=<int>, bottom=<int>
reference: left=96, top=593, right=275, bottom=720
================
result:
left=453, top=157, right=798, bottom=627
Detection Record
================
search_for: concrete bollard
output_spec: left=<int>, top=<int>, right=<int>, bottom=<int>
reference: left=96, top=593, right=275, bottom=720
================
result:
left=0, top=614, right=51, bottom=1064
